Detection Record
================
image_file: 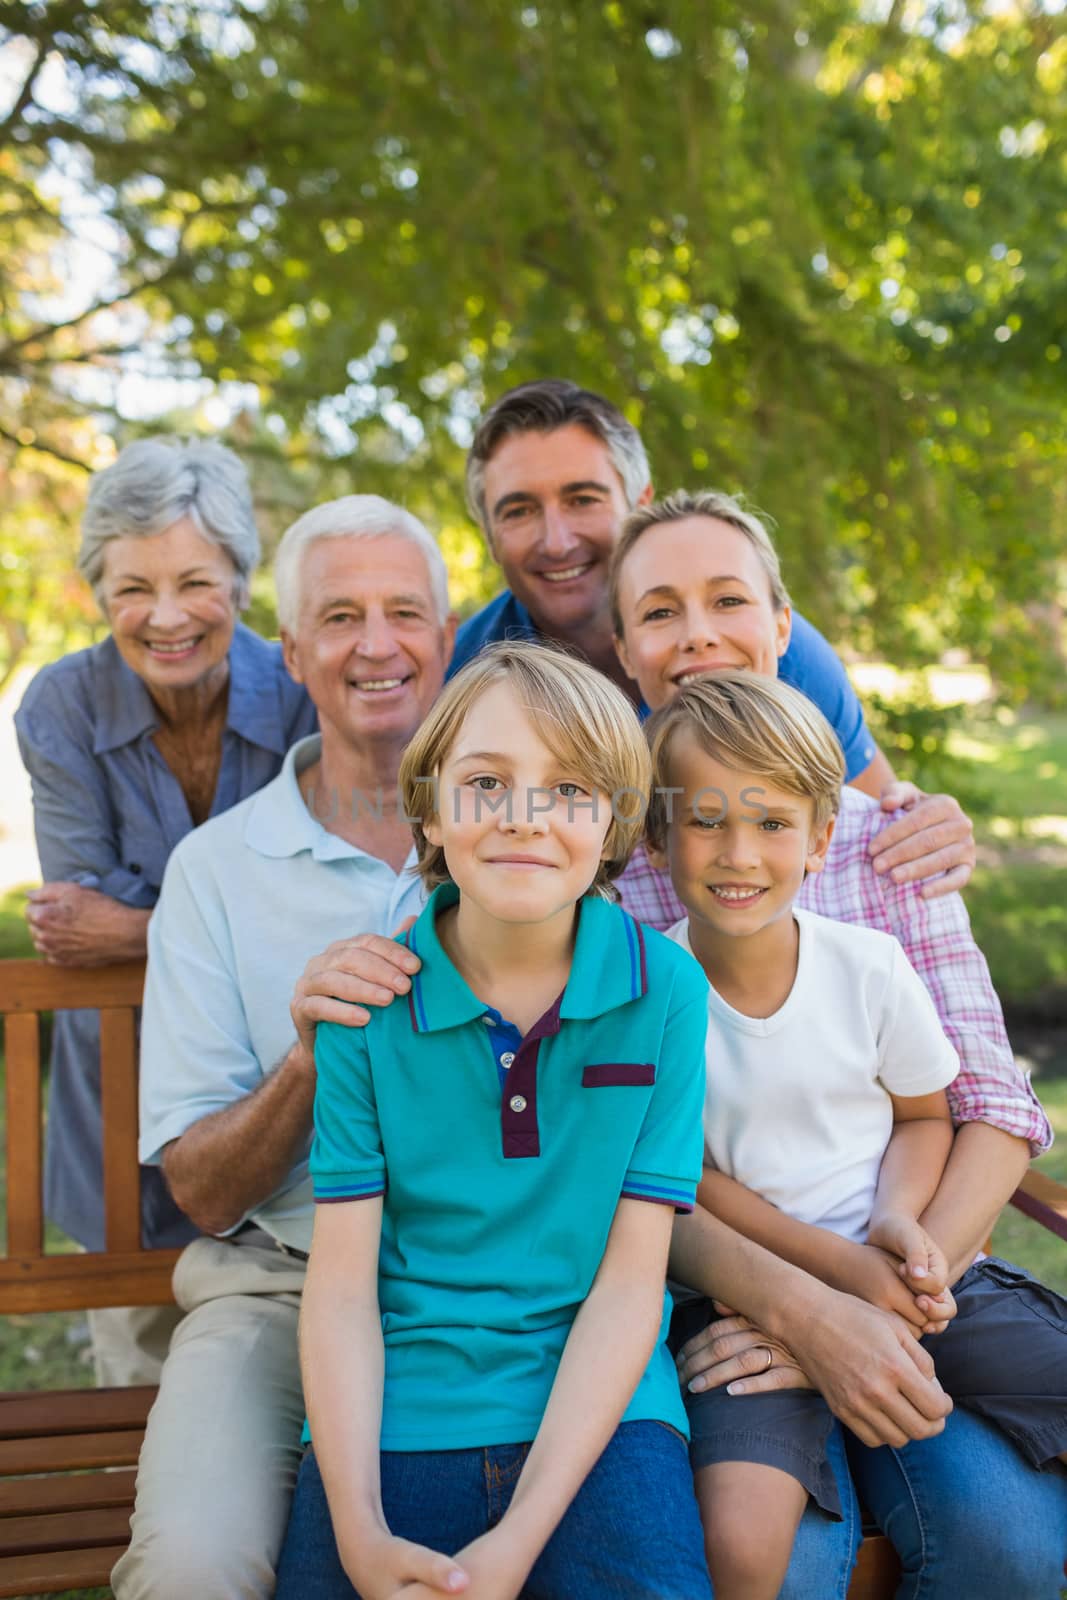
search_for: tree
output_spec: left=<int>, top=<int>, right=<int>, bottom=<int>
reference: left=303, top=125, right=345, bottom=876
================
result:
left=2, top=0, right=1064, bottom=692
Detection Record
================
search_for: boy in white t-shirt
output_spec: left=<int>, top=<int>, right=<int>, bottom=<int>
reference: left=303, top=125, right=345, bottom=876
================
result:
left=646, top=673, right=1067, bottom=1600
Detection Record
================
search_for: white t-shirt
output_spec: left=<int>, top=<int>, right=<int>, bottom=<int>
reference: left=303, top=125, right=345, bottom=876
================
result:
left=666, top=908, right=960, bottom=1245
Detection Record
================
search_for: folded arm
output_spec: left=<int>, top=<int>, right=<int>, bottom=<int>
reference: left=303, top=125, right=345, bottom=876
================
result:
left=16, top=673, right=158, bottom=963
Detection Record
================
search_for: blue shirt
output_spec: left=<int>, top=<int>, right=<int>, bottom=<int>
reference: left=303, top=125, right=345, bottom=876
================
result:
left=312, top=883, right=708, bottom=1450
left=14, top=623, right=318, bottom=1250
left=140, top=735, right=424, bottom=1254
left=451, top=591, right=877, bottom=781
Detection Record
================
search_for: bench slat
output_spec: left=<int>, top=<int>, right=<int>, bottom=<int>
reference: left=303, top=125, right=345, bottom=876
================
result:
left=0, top=1387, right=155, bottom=1441
left=1011, top=1170, right=1067, bottom=1244
left=0, top=1540, right=128, bottom=1597
left=0, top=959, right=145, bottom=1012
left=0, top=1504, right=133, bottom=1558
left=100, top=1007, right=144, bottom=1255
left=848, top=1533, right=902, bottom=1599
left=0, top=1250, right=181, bottom=1314
left=0, top=1429, right=146, bottom=1475
left=0, top=1467, right=136, bottom=1517
left=3, top=1015, right=42, bottom=1258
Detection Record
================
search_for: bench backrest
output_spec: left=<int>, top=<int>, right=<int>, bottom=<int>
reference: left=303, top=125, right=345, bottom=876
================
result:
left=0, top=960, right=179, bottom=1315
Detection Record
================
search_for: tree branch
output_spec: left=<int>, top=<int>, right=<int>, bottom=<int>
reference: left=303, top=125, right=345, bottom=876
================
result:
left=0, top=254, right=193, bottom=364
left=0, top=423, right=93, bottom=472
left=0, top=41, right=46, bottom=139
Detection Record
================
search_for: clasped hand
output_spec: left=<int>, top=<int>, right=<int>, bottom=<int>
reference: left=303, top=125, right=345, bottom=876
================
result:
left=25, top=882, right=145, bottom=966
left=347, top=1526, right=526, bottom=1600
left=859, top=1214, right=956, bottom=1336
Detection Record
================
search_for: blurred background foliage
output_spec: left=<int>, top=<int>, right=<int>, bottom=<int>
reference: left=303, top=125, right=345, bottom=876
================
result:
left=1, top=0, right=1064, bottom=695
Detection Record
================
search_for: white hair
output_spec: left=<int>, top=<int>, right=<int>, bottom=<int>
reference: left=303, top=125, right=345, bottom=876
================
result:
left=273, top=494, right=450, bottom=632
left=78, top=437, right=259, bottom=603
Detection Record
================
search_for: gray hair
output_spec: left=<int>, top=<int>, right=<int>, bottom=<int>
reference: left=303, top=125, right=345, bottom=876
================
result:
left=610, top=488, right=791, bottom=637
left=465, top=379, right=651, bottom=537
left=78, top=437, right=260, bottom=603
left=273, top=494, right=451, bottom=633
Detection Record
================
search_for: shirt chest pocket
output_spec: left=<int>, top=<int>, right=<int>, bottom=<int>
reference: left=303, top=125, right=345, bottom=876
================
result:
left=582, top=1063, right=656, bottom=1088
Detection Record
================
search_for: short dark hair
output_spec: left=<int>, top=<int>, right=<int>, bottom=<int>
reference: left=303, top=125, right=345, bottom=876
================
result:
left=465, top=379, right=651, bottom=534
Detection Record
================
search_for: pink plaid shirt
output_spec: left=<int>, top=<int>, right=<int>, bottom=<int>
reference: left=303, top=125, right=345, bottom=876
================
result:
left=619, top=787, right=1052, bottom=1154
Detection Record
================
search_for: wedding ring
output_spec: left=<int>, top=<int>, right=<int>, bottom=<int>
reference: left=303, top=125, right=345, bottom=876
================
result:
left=758, top=1345, right=774, bottom=1373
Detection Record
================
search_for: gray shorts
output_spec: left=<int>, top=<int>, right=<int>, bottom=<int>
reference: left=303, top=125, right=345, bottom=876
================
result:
left=672, top=1257, right=1067, bottom=1517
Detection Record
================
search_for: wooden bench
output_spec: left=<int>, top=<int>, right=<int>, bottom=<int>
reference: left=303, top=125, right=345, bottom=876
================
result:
left=0, top=957, right=1063, bottom=1597
left=0, top=958, right=179, bottom=1597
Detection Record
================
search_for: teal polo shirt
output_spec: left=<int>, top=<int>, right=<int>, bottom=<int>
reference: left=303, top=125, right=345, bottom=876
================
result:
left=311, top=882, right=709, bottom=1451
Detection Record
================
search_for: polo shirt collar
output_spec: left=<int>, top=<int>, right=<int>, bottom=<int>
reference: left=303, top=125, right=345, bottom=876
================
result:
left=405, top=884, right=648, bottom=1035
left=92, top=622, right=291, bottom=755
left=243, top=735, right=419, bottom=872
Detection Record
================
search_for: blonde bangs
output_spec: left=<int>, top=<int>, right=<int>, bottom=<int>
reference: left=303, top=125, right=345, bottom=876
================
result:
left=399, top=642, right=652, bottom=893
left=646, top=673, right=845, bottom=847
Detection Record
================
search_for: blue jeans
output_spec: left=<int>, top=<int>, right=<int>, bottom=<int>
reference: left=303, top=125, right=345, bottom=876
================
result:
left=781, top=1422, right=861, bottom=1600
left=847, top=1404, right=1067, bottom=1599
left=776, top=1406, right=1067, bottom=1600
left=276, top=1420, right=712, bottom=1600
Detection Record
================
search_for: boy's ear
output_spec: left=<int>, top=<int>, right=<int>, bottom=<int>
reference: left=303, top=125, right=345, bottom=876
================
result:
left=423, top=815, right=443, bottom=848
left=645, top=834, right=668, bottom=872
left=804, top=812, right=836, bottom=876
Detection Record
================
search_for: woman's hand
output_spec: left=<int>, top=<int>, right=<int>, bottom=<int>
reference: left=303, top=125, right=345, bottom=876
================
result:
left=676, top=1305, right=811, bottom=1397
left=25, top=883, right=150, bottom=965
left=677, top=1294, right=952, bottom=1449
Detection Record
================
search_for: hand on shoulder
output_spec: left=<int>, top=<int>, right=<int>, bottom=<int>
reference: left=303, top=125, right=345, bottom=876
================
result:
left=870, top=782, right=976, bottom=898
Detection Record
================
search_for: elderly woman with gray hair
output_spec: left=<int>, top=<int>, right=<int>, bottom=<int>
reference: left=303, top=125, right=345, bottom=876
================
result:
left=14, top=436, right=315, bottom=1385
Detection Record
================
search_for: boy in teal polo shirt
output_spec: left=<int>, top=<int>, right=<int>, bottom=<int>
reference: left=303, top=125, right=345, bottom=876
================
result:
left=275, top=642, right=712, bottom=1600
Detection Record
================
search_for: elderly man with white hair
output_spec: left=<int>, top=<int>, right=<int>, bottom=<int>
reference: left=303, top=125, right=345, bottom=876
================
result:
left=112, top=494, right=456, bottom=1600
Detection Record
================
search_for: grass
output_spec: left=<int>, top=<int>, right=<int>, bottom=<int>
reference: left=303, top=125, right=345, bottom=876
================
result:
left=0, top=885, right=33, bottom=960
left=870, top=699, right=1067, bottom=1012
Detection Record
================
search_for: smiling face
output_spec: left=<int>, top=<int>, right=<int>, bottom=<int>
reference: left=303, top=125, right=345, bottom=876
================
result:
left=648, top=730, right=833, bottom=950
left=423, top=679, right=614, bottom=932
left=281, top=533, right=455, bottom=749
left=482, top=424, right=633, bottom=638
left=613, top=516, right=792, bottom=709
left=99, top=516, right=240, bottom=694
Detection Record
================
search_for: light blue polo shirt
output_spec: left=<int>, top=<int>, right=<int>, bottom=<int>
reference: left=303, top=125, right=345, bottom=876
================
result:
left=312, top=883, right=709, bottom=1450
left=139, top=735, right=424, bottom=1253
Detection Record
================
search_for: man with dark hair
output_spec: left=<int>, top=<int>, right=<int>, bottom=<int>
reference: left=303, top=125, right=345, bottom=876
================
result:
left=452, top=377, right=976, bottom=892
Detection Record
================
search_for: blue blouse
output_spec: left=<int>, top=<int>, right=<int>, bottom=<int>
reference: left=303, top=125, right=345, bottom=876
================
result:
left=14, top=622, right=317, bottom=1250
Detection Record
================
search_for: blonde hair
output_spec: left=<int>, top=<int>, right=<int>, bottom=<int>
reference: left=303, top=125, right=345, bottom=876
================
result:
left=645, top=672, right=845, bottom=848
left=609, top=488, right=790, bottom=638
left=399, top=641, right=652, bottom=895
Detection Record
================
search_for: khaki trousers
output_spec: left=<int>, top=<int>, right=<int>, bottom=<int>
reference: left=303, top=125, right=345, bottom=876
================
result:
left=87, top=1304, right=185, bottom=1387
left=111, top=1235, right=307, bottom=1600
